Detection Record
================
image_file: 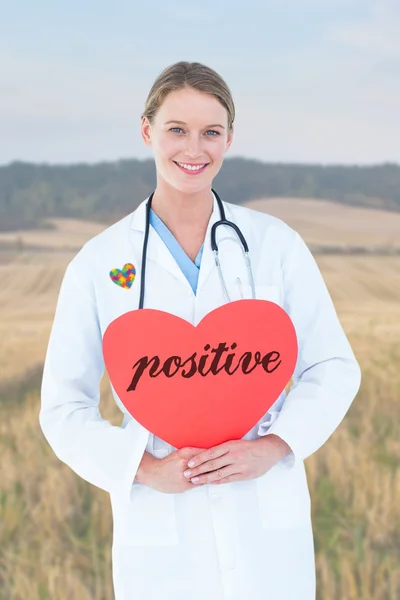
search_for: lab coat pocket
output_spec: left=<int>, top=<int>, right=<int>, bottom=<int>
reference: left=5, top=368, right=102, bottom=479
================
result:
left=256, top=460, right=311, bottom=530
left=111, top=448, right=179, bottom=547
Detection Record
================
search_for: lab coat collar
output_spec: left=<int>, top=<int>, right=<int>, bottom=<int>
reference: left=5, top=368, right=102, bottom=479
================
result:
left=128, top=191, right=231, bottom=292
left=196, top=191, right=231, bottom=294
left=128, top=190, right=220, bottom=233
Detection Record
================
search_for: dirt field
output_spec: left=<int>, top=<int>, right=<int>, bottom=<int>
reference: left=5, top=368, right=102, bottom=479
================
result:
left=0, top=198, right=398, bottom=380
left=244, top=197, right=400, bottom=248
left=0, top=196, right=399, bottom=252
left=0, top=199, right=399, bottom=599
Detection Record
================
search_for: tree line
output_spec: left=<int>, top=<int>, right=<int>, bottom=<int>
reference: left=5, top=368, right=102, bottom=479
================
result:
left=0, top=158, right=399, bottom=231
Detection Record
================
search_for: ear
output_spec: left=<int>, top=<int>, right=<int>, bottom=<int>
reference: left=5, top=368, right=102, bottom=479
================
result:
left=141, top=116, right=153, bottom=147
left=225, top=123, right=234, bottom=152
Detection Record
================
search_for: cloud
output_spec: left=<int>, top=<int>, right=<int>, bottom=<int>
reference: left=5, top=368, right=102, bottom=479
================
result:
left=328, top=0, right=400, bottom=56
left=0, top=50, right=146, bottom=122
left=1, top=0, right=399, bottom=164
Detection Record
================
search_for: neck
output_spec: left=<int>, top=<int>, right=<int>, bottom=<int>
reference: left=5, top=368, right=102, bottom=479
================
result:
left=151, top=184, right=214, bottom=235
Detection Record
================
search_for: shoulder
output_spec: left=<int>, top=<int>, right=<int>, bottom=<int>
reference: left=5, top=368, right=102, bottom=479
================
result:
left=223, top=200, right=300, bottom=253
left=65, top=211, right=134, bottom=280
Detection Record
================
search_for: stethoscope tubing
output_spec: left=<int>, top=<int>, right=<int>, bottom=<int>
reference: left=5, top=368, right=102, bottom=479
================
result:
left=139, top=188, right=255, bottom=308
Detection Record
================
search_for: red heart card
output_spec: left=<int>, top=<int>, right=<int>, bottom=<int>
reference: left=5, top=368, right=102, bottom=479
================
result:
left=102, top=299, right=298, bottom=449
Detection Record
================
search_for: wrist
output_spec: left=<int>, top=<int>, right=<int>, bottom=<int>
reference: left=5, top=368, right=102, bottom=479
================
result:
left=134, top=451, right=156, bottom=485
left=255, top=434, right=293, bottom=462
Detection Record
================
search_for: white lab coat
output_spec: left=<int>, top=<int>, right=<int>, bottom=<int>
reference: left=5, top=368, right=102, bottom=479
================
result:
left=39, top=192, right=362, bottom=600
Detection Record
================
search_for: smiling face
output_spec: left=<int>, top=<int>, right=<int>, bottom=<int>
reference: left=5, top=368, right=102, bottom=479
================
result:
left=141, top=87, right=233, bottom=195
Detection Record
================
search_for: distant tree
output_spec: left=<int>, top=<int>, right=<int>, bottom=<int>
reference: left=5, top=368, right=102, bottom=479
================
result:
left=0, top=159, right=399, bottom=232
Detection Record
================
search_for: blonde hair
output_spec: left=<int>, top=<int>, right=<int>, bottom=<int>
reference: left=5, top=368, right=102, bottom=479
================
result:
left=142, top=61, right=235, bottom=131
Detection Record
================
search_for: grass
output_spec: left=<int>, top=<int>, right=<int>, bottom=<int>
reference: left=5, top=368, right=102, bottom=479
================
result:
left=0, top=248, right=399, bottom=598
left=1, top=349, right=399, bottom=599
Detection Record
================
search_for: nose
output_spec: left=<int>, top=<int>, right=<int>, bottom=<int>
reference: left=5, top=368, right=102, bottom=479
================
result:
left=184, top=133, right=203, bottom=159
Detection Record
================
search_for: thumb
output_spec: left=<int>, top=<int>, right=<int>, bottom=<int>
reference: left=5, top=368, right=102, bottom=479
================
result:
left=179, top=446, right=206, bottom=456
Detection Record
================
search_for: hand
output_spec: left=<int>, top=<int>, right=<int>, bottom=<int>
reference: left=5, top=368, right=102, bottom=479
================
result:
left=182, top=435, right=293, bottom=485
left=135, top=447, right=208, bottom=494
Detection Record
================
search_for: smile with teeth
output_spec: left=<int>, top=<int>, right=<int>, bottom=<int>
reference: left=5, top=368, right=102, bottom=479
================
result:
left=174, top=161, right=209, bottom=172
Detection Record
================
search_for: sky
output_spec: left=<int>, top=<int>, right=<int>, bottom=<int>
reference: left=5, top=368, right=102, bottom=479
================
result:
left=1, top=0, right=399, bottom=165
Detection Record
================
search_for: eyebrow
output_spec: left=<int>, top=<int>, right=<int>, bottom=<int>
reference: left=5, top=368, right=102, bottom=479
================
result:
left=164, top=120, right=225, bottom=129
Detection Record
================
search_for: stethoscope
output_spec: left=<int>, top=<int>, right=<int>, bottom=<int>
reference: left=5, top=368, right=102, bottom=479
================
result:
left=138, top=188, right=256, bottom=309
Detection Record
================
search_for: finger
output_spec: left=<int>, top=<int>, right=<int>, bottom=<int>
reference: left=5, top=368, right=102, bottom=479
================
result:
left=191, top=466, right=240, bottom=485
left=180, top=446, right=207, bottom=455
left=178, top=447, right=207, bottom=460
left=184, top=455, right=231, bottom=478
left=210, top=473, right=243, bottom=485
left=190, top=447, right=208, bottom=455
left=187, top=443, right=231, bottom=469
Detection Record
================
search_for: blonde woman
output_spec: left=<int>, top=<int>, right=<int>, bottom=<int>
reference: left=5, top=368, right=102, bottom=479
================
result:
left=40, top=61, right=361, bottom=599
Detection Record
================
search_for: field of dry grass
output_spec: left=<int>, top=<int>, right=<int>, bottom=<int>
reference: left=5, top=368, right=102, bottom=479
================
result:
left=0, top=199, right=399, bottom=599
left=244, top=197, right=400, bottom=249
left=0, top=218, right=106, bottom=251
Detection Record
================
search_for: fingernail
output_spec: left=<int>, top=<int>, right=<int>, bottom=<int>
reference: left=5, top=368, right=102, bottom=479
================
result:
left=183, top=470, right=192, bottom=477
left=188, top=460, right=195, bottom=468
left=191, top=477, right=200, bottom=483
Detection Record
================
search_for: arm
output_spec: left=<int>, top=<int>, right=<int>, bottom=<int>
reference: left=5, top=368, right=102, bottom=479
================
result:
left=39, top=259, right=149, bottom=501
left=261, top=231, right=362, bottom=468
left=134, top=451, right=156, bottom=485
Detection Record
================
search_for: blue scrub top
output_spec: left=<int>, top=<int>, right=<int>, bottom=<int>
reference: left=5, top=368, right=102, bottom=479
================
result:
left=149, top=208, right=204, bottom=295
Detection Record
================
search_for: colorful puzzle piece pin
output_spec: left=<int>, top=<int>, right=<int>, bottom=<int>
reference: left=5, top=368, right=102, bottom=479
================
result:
left=109, top=263, right=136, bottom=289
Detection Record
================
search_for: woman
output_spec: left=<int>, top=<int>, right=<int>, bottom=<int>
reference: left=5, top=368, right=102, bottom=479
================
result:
left=40, top=61, right=362, bottom=599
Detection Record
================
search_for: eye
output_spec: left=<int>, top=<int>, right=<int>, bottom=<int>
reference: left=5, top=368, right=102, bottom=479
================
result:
left=169, top=127, right=220, bottom=136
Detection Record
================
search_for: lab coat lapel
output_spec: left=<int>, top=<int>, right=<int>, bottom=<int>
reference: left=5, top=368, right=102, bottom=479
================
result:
left=129, top=197, right=191, bottom=288
left=196, top=194, right=239, bottom=296
left=129, top=192, right=238, bottom=294
left=195, top=192, right=220, bottom=293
